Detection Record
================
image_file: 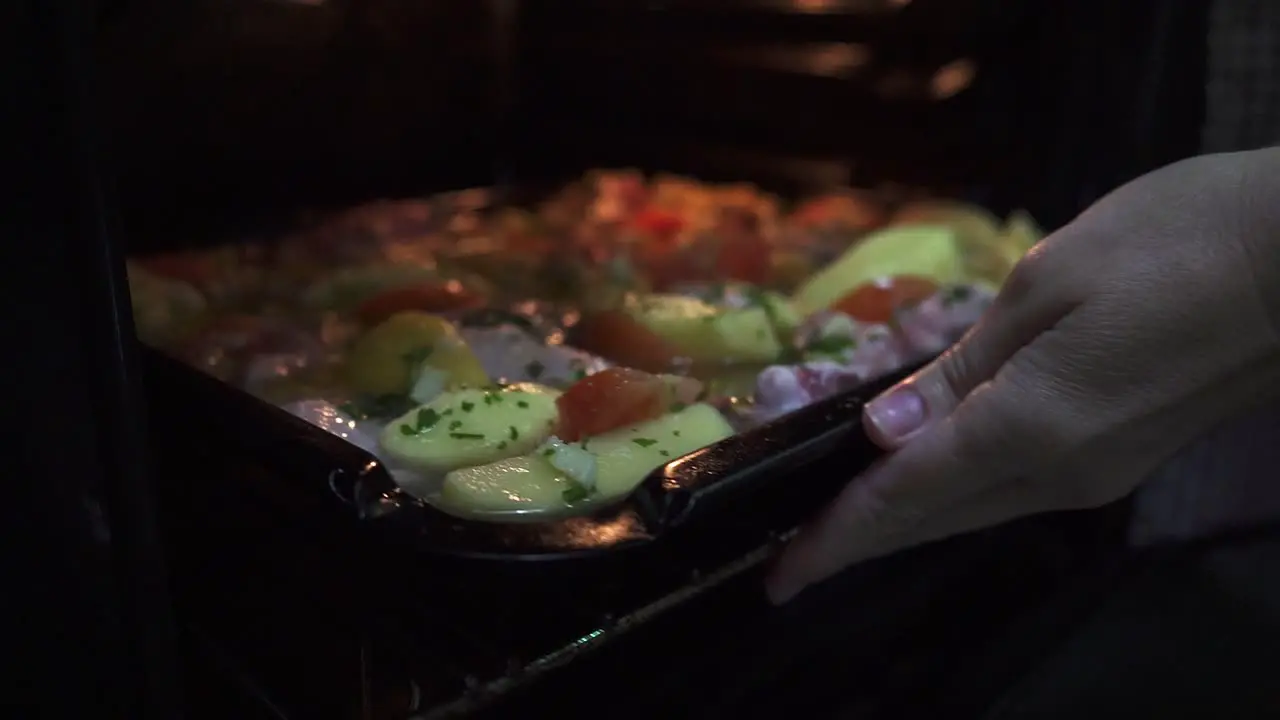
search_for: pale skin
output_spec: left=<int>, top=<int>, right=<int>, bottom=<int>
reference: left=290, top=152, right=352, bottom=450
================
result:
left=766, top=148, right=1280, bottom=604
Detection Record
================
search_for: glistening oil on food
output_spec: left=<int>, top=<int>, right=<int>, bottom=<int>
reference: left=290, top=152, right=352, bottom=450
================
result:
left=128, top=171, right=1039, bottom=522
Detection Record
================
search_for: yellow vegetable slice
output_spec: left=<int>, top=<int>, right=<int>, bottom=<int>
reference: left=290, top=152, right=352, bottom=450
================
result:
left=791, top=225, right=963, bottom=315
left=438, top=403, right=735, bottom=518
left=623, top=294, right=785, bottom=364
left=345, top=312, right=489, bottom=397
left=379, top=383, right=560, bottom=476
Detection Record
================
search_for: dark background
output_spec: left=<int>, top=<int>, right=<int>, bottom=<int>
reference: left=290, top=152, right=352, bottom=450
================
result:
left=96, top=0, right=1206, bottom=255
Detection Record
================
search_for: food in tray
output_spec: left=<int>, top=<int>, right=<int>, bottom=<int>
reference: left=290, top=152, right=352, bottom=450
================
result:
left=127, top=261, right=208, bottom=346
left=441, top=402, right=734, bottom=514
left=345, top=312, right=490, bottom=397
left=380, top=383, right=562, bottom=476
left=127, top=170, right=1043, bottom=521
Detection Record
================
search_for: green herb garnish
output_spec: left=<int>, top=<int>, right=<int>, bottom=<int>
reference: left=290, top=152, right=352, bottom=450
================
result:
left=460, top=401, right=475, bottom=412
left=415, top=408, right=440, bottom=431
left=673, top=430, right=682, bottom=437
left=449, top=432, right=485, bottom=440
left=508, top=426, right=519, bottom=441
left=807, top=335, right=856, bottom=356
left=398, top=424, right=416, bottom=436
left=516, top=400, right=530, bottom=409
left=497, top=441, right=508, bottom=450
left=632, top=438, right=658, bottom=448
left=941, top=285, right=973, bottom=307
left=448, top=420, right=463, bottom=430
left=659, top=450, right=670, bottom=457
left=562, top=481, right=589, bottom=504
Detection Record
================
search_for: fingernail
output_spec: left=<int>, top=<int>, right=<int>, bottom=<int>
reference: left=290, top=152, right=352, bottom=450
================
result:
left=865, top=385, right=927, bottom=442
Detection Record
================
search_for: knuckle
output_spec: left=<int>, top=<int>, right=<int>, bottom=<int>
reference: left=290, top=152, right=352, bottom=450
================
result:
left=935, top=344, right=977, bottom=403
left=998, top=251, right=1046, bottom=304
left=1000, top=240, right=1092, bottom=308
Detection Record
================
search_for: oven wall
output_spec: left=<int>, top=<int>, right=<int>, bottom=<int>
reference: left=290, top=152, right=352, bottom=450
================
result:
left=512, top=0, right=1032, bottom=194
left=97, top=0, right=1205, bottom=254
left=97, top=0, right=502, bottom=253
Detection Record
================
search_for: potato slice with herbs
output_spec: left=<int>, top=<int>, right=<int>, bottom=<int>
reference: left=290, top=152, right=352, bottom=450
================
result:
left=345, top=312, right=489, bottom=397
left=439, top=402, right=734, bottom=515
left=380, top=384, right=561, bottom=476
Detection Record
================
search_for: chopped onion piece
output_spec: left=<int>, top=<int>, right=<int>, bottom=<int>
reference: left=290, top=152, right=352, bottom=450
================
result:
left=817, top=312, right=859, bottom=341
left=409, top=365, right=448, bottom=405
left=537, top=435, right=599, bottom=491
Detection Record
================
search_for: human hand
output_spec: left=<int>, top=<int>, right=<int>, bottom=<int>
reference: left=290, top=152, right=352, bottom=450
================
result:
left=766, top=150, right=1280, bottom=604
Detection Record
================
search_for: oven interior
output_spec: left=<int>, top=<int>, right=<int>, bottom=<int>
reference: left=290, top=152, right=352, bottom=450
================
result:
left=97, top=0, right=1206, bottom=717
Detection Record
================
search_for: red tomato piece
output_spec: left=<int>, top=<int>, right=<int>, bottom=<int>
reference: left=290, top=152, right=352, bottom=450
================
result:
left=829, top=276, right=939, bottom=324
left=556, top=367, right=703, bottom=441
left=572, top=310, right=684, bottom=374
left=355, top=282, right=485, bottom=325
left=629, top=208, right=685, bottom=239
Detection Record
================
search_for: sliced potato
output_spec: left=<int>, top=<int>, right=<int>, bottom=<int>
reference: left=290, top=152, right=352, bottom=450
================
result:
left=379, top=383, right=560, bottom=475
left=889, top=201, right=1045, bottom=288
left=346, top=312, right=489, bottom=397
left=1003, top=210, right=1043, bottom=254
left=624, top=294, right=784, bottom=364
left=792, top=225, right=963, bottom=315
left=440, top=403, right=735, bottom=515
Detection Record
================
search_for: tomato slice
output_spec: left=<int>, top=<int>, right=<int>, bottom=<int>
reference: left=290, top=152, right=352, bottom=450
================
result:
left=629, top=208, right=685, bottom=239
left=571, top=310, right=684, bottom=374
left=556, top=367, right=703, bottom=441
left=355, top=282, right=486, bottom=325
left=829, top=276, right=939, bottom=324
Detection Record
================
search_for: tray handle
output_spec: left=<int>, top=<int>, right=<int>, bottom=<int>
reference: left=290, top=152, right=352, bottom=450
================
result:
left=632, top=359, right=927, bottom=532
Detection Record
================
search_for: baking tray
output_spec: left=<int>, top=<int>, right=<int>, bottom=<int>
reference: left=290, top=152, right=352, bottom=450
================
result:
left=143, top=345, right=929, bottom=564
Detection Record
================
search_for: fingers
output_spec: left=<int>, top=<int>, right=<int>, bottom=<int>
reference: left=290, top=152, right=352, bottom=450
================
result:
left=865, top=250, right=1077, bottom=450
left=767, top=349, right=1060, bottom=604
left=766, top=475, right=1050, bottom=604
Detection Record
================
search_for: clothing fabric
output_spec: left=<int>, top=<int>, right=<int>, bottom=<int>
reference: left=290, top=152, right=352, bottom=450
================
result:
left=1203, top=0, right=1280, bottom=152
